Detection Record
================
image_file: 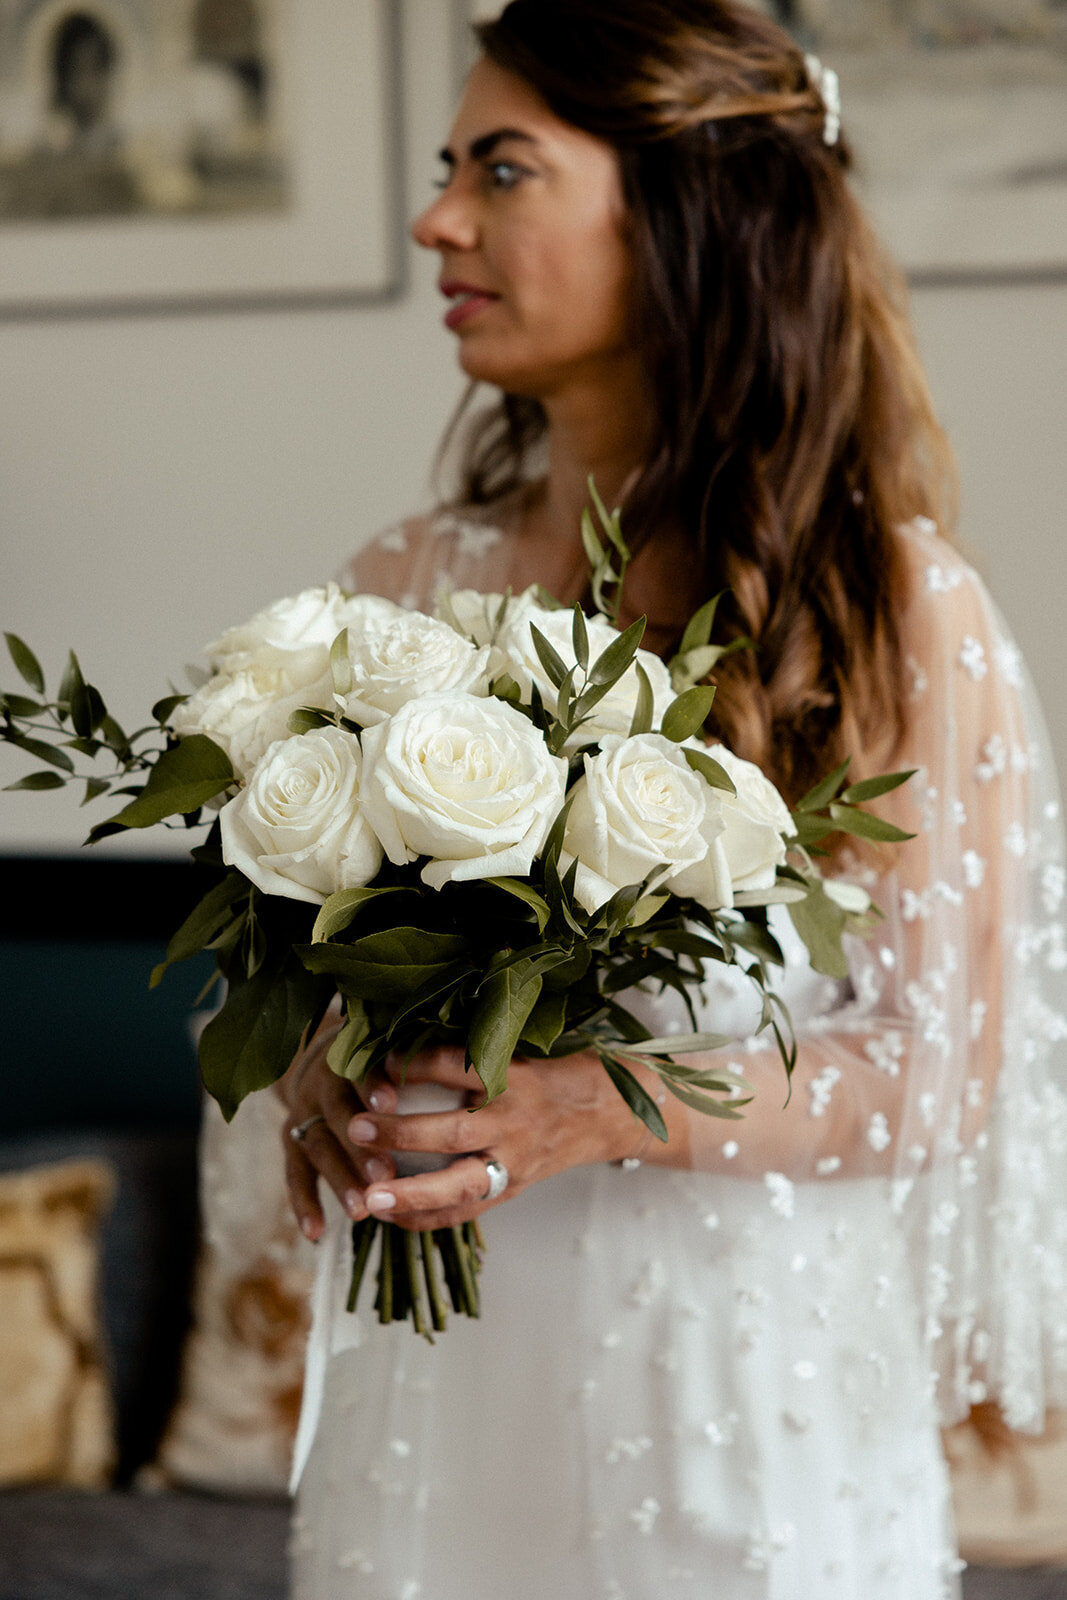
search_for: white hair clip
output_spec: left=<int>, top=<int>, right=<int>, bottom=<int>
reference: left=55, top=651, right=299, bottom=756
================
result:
left=804, top=53, right=841, bottom=147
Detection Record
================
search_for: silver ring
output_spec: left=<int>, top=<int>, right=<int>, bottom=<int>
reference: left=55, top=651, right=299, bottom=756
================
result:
left=289, top=1114, right=326, bottom=1143
left=481, top=1158, right=509, bottom=1201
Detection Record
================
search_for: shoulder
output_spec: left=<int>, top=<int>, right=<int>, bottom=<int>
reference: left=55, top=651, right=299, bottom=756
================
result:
left=893, top=516, right=1023, bottom=704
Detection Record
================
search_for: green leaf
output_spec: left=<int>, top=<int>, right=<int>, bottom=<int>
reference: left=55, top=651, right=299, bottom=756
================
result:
left=199, top=955, right=326, bottom=1120
left=326, top=1003, right=374, bottom=1081
left=683, top=746, right=736, bottom=795
left=732, top=883, right=809, bottom=906
left=529, top=624, right=569, bottom=691
left=99, top=716, right=132, bottom=760
left=57, top=650, right=84, bottom=713
left=840, top=769, right=917, bottom=804
left=619, top=1029, right=736, bottom=1056
left=587, top=476, right=629, bottom=562
left=661, top=1077, right=748, bottom=1120
left=519, top=990, right=568, bottom=1054
left=483, top=876, right=552, bottom=934
left=670, top=643, right=724, bottom=694
left=661, top=685, right=716, bottom=743
left=571, top=604, right=589, bottom=673
left=3, top=732, right=75, bottom=773
left=70, top=682, right=107, bottom=738
left=153, top=693, right=188, bottom=724
left=4, top=770, right=66, bottom=792
left=4, top=633, right=44, bottom=694
left=794, top=757, right=851, bottom=814
left=297, top=927, right=471, bottom=1001
left=587, top=616, right=645, bottom=688
left=89, top=734, right=235, bottom=836
left=489, top=671, right=522, bottom=705
left=827, top=803, right=915, bottom=843
left=599, top=1053, right=668, bottom=1143
left=0, top=693, right=44, bottom=717
left=330, top=628, right=352, bottom=698
left=467, top=958, right=545, bottom=1104
left=628, top=661, right=654, bottom=737
left=678, top=591, right=725, bottom=657
left=787, top=882, right=849, bottom=979
left=288, top=707, right=336, bottom=736
left=311, top=884, right=412, bottom=944
left=150, top=873, right=250, bottom=985
left=556, top=663, right=577, bottom=725
left=580, top=507, right=604, bottom=571
left=81, top=776, right=111, bottom=805
left=531, top=585, right=566, bottom=612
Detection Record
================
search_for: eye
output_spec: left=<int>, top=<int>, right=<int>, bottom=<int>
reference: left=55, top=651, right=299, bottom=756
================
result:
left=485, top=160, right=528, bottom=191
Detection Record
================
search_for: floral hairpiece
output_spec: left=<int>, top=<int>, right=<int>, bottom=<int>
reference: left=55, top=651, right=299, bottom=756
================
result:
left=804, top=53, right=841, bottom=147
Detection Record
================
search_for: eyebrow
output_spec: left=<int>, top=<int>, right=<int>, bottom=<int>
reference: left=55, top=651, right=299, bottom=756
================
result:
left=438, top=127, right=541, bottom=167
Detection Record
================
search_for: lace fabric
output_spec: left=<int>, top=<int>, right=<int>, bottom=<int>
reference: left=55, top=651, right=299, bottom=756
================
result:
left=286, top=506, right=1067, bottom=1598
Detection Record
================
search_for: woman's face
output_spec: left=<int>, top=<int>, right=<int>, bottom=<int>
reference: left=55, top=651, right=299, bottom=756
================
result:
left=411, top=57, right=636, bottom=397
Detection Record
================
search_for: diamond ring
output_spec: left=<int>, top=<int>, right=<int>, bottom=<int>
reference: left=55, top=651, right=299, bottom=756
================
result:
left=289, top=1114, right=327, bottom=1143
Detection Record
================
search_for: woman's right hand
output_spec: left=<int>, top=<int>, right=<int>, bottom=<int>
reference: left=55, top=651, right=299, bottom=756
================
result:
left=277, top=1010, right=399, bottom=1241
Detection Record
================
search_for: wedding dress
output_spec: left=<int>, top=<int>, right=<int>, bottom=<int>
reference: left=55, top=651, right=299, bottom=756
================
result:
left=287, top=505, right=1067, bottom=1600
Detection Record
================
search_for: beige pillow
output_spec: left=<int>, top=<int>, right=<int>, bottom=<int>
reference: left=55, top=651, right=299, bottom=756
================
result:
left=945, top=1406, right=1067, bottom=1566
left=150, top=1090, right=315, bottom=1495
left=0, top=1159, right=117, bottom=1488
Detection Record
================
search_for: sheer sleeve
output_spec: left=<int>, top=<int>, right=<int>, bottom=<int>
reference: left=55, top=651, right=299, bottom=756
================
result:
left=638, top=521, right=1067, bottom=1431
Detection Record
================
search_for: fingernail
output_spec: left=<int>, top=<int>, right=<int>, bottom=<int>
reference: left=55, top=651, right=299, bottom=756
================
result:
left=344, top=1189, right=366, bottom=1220
left=368, top=1089, right=394, bottom=1112
left=349, top=1117, right=376, bottom=1143
left=366, top=1189, right=396, bottom=1212
left=364, top=1157, right=392, bottom=1183
left=301, top=1215, right=322, bottom=1241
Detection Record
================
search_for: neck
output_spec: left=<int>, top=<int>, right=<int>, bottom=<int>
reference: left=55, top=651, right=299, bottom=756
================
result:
left=539, top=359, right=651, bottom=545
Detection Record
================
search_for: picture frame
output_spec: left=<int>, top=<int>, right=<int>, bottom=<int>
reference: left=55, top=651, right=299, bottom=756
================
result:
left=0, top=0, right=405, bottom=319
left=451, top=0, right=1067, bottom=286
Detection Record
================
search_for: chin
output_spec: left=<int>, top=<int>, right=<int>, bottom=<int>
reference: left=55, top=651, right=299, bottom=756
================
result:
left=455, top=339, right=550, bottom=397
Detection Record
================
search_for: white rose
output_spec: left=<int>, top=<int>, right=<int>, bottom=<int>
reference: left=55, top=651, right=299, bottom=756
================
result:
left=698, top=744, right=793, bottom=893
left=341, top=610, right=491, bottom=727
left=170, top=661, right=334, bottom=779
left=562, top=733, right=731, bottom=914
left=207, top=583, right=367, bottom=675
left=497, top=605, right=674, bottom=744
left=218, top=726, right=383, bottom=905
left=360, top=691, right=567, bottom=890
left=434, top=584, right=539, bottom=648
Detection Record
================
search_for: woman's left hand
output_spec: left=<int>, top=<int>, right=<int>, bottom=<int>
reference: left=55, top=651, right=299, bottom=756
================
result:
left=347, top=1046, right=641, bottom=1231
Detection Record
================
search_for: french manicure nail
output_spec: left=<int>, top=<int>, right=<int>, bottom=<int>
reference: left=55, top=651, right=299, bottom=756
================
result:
left=301, top=1216, right=322, bottom=1241
left=349, top=1117, right=376, bottom=1143
left=364, top=1157, right=391, bottom=1183
left=344, top=1189, right=365, bottom=1219
left=368, top=1090, right=393, bottom=1112
left=366, top=1190, right=396, bottom=1212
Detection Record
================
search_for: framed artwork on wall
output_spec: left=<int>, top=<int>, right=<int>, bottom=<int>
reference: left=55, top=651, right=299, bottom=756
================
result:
left=0, top=0, right=404, bottom=317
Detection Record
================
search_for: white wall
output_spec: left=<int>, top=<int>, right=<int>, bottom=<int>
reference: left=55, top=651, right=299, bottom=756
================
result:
left=1, top=0, right=1064, bottom=854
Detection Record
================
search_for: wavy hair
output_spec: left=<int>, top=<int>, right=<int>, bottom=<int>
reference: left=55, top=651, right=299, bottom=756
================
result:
left=445, top=0, right=956, bottom=803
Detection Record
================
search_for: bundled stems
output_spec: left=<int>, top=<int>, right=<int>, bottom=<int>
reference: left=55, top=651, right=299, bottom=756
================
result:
left=348, top=1218, right=485, bottom=1341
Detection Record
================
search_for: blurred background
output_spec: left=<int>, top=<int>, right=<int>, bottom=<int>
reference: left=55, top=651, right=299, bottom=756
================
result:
left=0, top=4, right=1065, bottom=1597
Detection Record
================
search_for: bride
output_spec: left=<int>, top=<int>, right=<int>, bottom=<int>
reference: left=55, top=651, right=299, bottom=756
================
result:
left=277, top=3, right=1067, bottom=1595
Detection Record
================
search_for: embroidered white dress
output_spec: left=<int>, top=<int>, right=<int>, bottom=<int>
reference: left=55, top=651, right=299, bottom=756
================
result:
left=287, top=509, right=1067, bottom=1600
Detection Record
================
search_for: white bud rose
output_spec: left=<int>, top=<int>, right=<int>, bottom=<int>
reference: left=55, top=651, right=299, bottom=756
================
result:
left=219, top=726, right=382, bottom=905
left=697, top=744, right=793, bottom=893
left=170, top=662, right=334, bottom=779
left=562, top=733, right=731, bottom=914
left=360, top=692, right=567, bottom=891
left=434, top=584, right=539, bottom=648
left=342, top=611, right=491, bottom=727
left=497, top=605, right=674, bottom=745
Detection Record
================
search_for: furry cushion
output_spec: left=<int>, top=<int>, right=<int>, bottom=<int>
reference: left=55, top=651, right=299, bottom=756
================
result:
left=0, top=1159, right=117, bottom=1487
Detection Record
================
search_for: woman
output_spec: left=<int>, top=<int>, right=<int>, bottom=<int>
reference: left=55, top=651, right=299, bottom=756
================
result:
left=279, top=4, right=1067, bottom=1596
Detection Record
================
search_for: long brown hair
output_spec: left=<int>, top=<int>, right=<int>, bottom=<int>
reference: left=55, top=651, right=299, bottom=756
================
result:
left=445, top=0, right=956, bottom=802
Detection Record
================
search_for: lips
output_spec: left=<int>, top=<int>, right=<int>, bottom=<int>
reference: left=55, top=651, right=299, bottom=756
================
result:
left=439, top=278, right=500, bottom=330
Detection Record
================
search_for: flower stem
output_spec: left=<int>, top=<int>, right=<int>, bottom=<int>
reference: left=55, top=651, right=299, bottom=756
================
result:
left=347, top=1217, right=378, bottom=1313
left=421, top=1230, right=448, bottom=1332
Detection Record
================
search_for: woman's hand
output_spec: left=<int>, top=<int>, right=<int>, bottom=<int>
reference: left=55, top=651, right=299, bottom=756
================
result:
left=277, top=1010, right=402, bottom=1241
left=348, top=1045, right=642, bottom=1232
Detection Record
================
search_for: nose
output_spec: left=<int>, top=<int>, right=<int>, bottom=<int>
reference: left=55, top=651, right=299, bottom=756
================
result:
left=411, top=183, right=478, bottom=253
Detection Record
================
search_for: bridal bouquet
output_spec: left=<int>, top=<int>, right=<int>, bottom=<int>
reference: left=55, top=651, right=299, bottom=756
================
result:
left=1, top=490, right=911, bottom=1337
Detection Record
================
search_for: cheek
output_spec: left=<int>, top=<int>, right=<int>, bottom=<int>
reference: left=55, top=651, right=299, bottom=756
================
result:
left=500, top=210, right=634, bottom=358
